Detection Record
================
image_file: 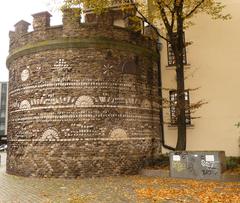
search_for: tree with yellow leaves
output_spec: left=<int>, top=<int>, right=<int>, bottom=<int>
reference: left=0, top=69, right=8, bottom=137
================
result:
left=53, top=0, right=230, bottom=151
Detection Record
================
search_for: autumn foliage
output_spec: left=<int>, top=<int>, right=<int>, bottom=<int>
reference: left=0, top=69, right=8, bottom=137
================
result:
left=135, top=177, right=240, bottom=203
left=51, top=0, right=230, bottom=150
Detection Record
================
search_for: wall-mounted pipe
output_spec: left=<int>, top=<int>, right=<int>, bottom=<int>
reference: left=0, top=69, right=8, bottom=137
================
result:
left=156, top=37, right=175, bottom=151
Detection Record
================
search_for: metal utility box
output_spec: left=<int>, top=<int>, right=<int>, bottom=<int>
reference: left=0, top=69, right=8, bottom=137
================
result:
left=170, top=151, right=226, bottom=180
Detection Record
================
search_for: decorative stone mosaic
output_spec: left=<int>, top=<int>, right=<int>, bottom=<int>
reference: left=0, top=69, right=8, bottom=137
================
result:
left=110, top=128, right=128, bottom=139
left=41, top=128, right=59, bottom=141
left=19, top=100, right=31, bottom=110
left=75, top=96, right=94, bottom=107
left=6, top=9, right=161, bottom=178
left=21, top=68, right=30, bottom=82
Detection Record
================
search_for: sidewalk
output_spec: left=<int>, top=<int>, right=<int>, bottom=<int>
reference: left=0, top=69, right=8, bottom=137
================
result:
left=0, top=152, right=239, bottom=203
left=0, top=152, right=139, bottom=203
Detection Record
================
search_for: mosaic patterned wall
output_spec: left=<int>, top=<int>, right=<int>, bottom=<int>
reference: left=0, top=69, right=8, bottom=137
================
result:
left=6, top=10, right=161, bottom=178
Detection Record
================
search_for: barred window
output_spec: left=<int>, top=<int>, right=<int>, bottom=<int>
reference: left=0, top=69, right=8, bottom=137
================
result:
left=167, top=32, right=187, bottom=66
left=169, top=90, right=191, bottom=125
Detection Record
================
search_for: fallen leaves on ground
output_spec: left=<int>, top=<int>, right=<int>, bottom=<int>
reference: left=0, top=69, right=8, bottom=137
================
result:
left=67, top=195, right=90, bottom=203
left=135, top=178, right=240, bottom=203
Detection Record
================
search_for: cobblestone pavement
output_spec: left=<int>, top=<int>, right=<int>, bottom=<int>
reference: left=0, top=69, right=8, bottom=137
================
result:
left=0, top=152, right=240, bottom=203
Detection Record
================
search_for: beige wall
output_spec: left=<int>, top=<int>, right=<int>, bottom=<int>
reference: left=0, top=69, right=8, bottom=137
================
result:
left=161, top=0, right=240, bottom=156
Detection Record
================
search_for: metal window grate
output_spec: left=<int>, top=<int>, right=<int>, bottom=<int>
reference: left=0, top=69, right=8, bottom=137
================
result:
left=167, top=32, right=187, bottom=66
left=169, top=90, right=191, bottom=125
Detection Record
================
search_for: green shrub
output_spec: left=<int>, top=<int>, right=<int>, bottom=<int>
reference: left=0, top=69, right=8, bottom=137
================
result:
left=226, top=157, right=240, bottom=170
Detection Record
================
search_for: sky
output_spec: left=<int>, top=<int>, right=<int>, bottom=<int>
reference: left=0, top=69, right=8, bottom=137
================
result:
left=0, top=0, right=62, bottom=82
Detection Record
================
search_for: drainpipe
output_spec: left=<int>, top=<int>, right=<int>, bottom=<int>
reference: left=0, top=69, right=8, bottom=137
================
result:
left=156, top=37, right=175, bottom=151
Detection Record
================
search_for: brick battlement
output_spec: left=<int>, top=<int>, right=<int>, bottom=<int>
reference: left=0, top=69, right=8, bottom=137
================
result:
left=8, top=9, right=156, bottom=55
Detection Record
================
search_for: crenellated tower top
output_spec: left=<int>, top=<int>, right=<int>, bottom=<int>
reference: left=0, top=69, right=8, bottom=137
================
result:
left=6, top=3, right=161, bottom=179
left=32, top=11, right=52, bottom=31
left=7, top=7, right=157, bottom=67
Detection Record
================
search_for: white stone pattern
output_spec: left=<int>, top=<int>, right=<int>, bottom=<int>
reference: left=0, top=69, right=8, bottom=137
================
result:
left=41, top=128, right=59, bottom=141
left=52, top=58, right=72, bottom=82
left=12, top=94, right=159, bottom=113
left=19, top=100, right=31, bottom=110
left=11, top=111, right=160, bottom=123
left=11, top=104, right=159, bottom=113
left=110, top=128, right=128, bottom=139
left=21, top=68, right=30, bottom=82
left=75, top=96, right=94, bottom=107
left=103, top=64, right=114, bottom=76
left=30, top=95, right=76, bottom=106
left=141, top=99, right=152, bottom=108
left=12, top=124, right=155, bottom=139
left=10, top=137, right=152, bottom=142
left=9, top=80, right=158, bottom=97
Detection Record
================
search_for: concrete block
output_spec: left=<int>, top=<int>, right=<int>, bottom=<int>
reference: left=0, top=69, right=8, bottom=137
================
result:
left=170, top=151, right=226, bottom=180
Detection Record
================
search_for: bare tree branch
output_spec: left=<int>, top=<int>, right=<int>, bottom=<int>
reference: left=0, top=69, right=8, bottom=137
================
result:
left=184, top=0, right=205, bottom=19
left=162, top=0, right=174, bottom=13
left=129, top=0, right=170, bottom=42
left=156, top=0, right=172, bottom=34
left=170, top=0, right=177, bottom=30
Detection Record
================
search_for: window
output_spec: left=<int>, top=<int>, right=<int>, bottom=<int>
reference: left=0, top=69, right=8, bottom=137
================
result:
left=0, top=123, right=5, bottom=131
left=1, top=83, right=7, bottom=94
left=1, top=95, right=6, bottom=106
left=169, top=90, right=191, bottom=125
left=0, top=111, right=5, bottom=118
left=167, top=32, right=187, bottom=66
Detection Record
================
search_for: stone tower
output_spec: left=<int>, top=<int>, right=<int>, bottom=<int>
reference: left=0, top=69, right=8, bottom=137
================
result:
left=6, top=8, right=161, bottom=178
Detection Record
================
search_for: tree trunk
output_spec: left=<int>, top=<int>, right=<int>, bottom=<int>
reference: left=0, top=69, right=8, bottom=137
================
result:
left=175, top=2, right=187, bottom=151
left=176, top=59, right=186, bottom=150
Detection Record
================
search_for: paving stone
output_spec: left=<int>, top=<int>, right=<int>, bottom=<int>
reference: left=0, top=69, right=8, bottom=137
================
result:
left=1, top=152, right=240, bottom=203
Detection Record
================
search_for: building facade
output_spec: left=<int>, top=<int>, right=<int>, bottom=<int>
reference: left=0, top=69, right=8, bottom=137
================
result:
left=6, top=8, right=161, bottom=178
left=6, top=0, right=239, bottom=180
left=0, top=82, right=8, bottom=144
left=161, top=0, right=240, bottom=156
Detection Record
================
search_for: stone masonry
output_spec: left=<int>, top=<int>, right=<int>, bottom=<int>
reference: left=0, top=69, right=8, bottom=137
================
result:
left=6, top=8, right=161, bottom=178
